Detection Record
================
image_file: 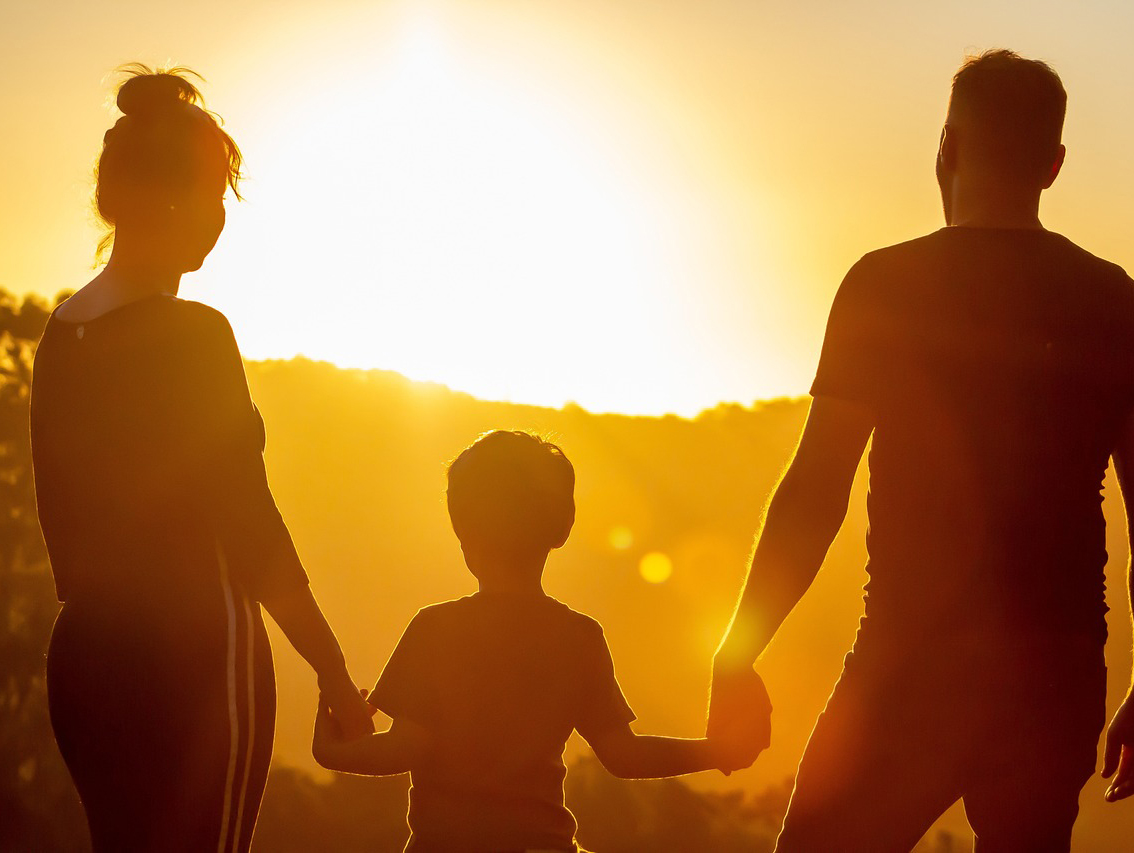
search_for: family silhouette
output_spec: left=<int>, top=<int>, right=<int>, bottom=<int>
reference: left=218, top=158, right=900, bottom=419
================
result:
left=29, top=50, right=1134, bottom=852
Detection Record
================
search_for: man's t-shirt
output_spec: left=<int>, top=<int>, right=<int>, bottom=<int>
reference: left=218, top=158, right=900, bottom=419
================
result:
left=812, top=227, right=1134, bottom=645
left=370, top=592, right=636, bottom=853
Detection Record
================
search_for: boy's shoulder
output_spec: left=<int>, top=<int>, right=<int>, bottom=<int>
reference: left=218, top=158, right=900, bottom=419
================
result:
left=411, top=593, right=606, bottom=637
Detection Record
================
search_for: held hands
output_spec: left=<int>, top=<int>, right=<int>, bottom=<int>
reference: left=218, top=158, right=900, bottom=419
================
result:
left=707, top=660, right=772, bottom=776
left=1103, top=693, right=1134, bottom=803
left=318, top=672, right=377, bottom=740
left=313, top=688, right=378, bottom=769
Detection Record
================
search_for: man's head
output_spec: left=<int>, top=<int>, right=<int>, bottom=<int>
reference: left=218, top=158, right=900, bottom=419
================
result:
left=447, top=430, right=575, bottom=571
left=937, top=50, right=1067, bottom=220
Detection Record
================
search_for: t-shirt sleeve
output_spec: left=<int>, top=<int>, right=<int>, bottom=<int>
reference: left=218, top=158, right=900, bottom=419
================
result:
left=1123, top=274, right=1134, bottom=417
left=369, top=612, right=436, bottom=725
left=573, top=622, right=636, bottom=741
left=191, top=310, right=308, bottom=600
left=809, top=256, right=892, bottom=409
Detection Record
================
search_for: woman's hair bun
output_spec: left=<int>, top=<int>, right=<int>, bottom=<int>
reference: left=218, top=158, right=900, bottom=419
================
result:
left=94, top=62, right=243, bottom=261
left=116, top=66, right=202, bottom=118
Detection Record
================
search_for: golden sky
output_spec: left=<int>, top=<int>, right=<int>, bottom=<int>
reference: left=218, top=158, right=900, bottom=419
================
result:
left=4, top=0, right=1133, bottom=414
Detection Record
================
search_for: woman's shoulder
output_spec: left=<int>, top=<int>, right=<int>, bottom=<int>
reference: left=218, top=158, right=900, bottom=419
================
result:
left=116, top=297, right=242, bottom=359
left=152, top=296, right=232, bottom=332
left=46, top=292, right=233, bottom=337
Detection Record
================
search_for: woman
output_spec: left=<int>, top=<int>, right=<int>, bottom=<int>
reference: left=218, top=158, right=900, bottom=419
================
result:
left=30, top=66, right=373, bottom=852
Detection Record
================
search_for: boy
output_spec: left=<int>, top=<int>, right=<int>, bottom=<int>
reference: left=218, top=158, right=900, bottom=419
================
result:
left=313, top=430, right=763, bottom=852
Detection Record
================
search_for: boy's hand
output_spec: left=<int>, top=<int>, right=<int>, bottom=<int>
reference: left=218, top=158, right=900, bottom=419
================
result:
left=312, top=697, right=343, bottom=767
left=1103, top=692, right=1134, bottom=802
left=707, top=661, right=772, bottom=775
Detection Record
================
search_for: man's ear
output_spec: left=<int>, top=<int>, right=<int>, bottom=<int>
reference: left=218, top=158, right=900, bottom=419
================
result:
left=1042, top=144, right=1066, bottom=190
left=936, top=125, right=957, bottom=173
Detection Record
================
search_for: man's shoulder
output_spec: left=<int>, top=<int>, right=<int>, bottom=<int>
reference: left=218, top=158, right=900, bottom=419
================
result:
left=852, top=229, right=952, bottom=271
left=1044, top=232, right=1134, bottom=285
left=850, top=228, right=1134, bottom=292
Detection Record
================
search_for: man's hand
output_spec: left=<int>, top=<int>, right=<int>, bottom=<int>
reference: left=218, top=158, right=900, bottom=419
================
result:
left=1103, top=694, right=1134, bottom=802
left=707, top=660, right=772, bottom=775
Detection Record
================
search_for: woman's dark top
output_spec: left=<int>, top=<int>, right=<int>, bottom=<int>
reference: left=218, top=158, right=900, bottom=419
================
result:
left=32, top=293, right=308, bottom=605
left=31, top=293, right=307, bottom=853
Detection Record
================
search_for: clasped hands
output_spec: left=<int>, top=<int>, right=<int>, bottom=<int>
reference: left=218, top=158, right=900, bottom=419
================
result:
left=317, top=674, right=376, bottom=740
left=707, top=660, right=773, bottom=775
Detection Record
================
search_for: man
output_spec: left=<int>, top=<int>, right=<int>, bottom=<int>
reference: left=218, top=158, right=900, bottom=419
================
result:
left=709, top=50, right=1134, bottom=851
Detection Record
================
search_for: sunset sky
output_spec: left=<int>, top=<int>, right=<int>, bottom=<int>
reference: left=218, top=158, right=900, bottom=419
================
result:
left=4, top=0, right=1133, bottom=414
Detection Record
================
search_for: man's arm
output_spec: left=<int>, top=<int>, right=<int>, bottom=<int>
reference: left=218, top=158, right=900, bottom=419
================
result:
left=716, top=395, right=873, bottom=669
left=708, top=396, right=873, bottom=761
left=1102, top=410, right=1134, bottom=802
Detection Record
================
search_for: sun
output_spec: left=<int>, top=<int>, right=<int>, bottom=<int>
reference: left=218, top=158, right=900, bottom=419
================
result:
left=192, top=12, right=741, bottom=415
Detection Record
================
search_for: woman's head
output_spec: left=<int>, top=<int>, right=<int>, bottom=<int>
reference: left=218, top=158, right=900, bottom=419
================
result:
left=95, top=64, right=243, bottom=271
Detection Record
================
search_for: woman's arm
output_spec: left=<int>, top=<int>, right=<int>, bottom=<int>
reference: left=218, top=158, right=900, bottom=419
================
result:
left=584, top=722, right=753, bottom=780
left=190, top=308, right=373, bottom=738
left=263, top=585, right=374, bottom=739
left=312, top=699, right=427, bottom=776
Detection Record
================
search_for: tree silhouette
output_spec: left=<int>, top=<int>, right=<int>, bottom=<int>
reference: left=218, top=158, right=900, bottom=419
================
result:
left=0, top=289, right=88, bottom=852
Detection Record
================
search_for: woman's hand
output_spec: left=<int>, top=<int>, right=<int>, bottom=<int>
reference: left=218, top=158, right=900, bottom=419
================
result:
left=262, top=584, right=375, bottom=739
left=318, top=672, right=376, bottom=740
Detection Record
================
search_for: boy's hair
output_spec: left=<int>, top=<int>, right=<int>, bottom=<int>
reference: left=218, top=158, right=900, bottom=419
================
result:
left=447, top=430, right=575, bottom=555
left=949, top=49, right=1066, bottom=182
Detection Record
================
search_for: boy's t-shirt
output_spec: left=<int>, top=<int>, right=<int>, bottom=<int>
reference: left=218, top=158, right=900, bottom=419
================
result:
left=370, top=591, right=636, bottom=853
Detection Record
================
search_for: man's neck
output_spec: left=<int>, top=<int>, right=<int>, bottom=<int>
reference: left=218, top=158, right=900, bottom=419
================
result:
left=945, top=179, right=1044, bottom=230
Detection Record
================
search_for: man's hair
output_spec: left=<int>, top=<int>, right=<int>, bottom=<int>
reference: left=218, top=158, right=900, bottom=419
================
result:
left=949, top=49, right=1066, bottom=181
left=447, top=430, right=575, bottom=556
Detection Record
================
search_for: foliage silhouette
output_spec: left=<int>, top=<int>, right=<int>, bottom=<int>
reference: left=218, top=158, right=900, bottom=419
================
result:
left=0, top=290, right=88, bottom=853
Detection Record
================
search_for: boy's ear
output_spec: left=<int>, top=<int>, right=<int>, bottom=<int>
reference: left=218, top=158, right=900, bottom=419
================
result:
left=550, top=507, right=576, bottom=549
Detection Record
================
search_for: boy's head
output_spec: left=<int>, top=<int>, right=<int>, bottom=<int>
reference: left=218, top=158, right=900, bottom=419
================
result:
left=447, top=431, right=575, bottom=563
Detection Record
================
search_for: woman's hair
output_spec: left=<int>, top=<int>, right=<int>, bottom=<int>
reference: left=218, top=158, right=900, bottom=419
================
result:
left=447, top=430, right=576, bottom=555
left=94, top=63, right=243, bottom=260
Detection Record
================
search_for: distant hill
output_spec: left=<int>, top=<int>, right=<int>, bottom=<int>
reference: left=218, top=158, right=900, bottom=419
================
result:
left=246, top=357, right=1134, bottom=850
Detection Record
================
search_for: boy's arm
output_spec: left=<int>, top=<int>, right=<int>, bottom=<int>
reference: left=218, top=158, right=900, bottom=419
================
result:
left=312, top=698, right=428, bottom=776
left=584, top=721, right=748, bottom=780
left=1102, top=409, right=1134, bottom=802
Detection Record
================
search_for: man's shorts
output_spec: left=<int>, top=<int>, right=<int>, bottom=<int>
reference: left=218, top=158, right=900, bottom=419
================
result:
left=775, top=634, right=1107, bottom=853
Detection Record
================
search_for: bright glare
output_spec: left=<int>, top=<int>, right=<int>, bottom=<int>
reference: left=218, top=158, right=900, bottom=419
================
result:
left=194, top=13, right=748, bottom=415
left=638, top=552, right=673, bottom=584
left=608, top=525, right=634, bottom=551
